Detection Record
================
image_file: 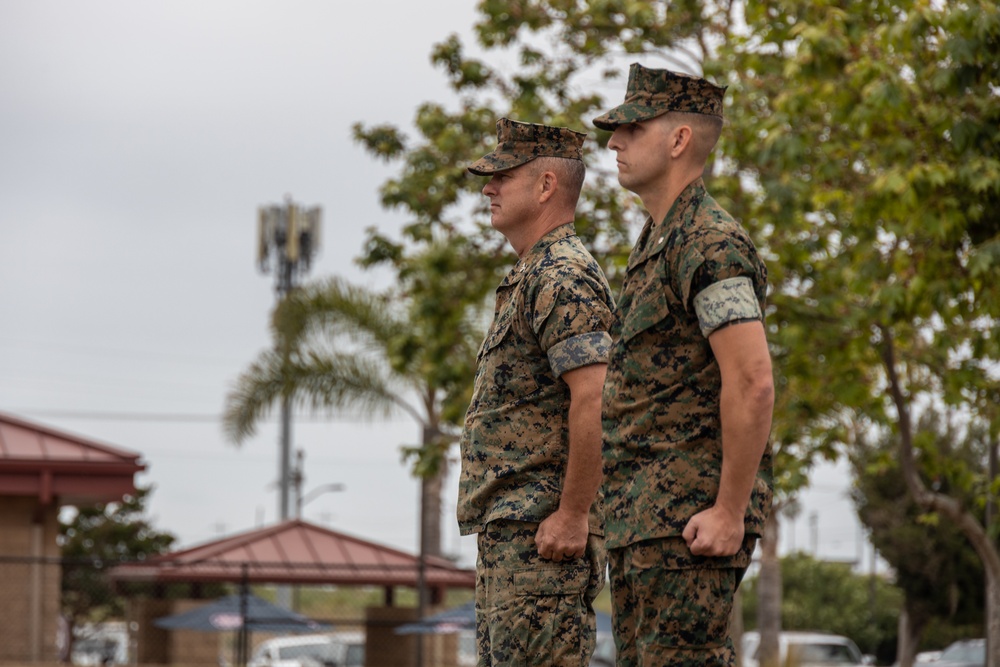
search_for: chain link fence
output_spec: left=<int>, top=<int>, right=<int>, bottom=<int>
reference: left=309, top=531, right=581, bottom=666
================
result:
left=0, top=555, right=476, bottom=667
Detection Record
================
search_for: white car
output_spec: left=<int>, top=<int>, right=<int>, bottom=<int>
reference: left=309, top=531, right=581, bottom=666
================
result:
left=742, top=630, right=873, bottom=667
left=248, top=632, right=364, bottom=667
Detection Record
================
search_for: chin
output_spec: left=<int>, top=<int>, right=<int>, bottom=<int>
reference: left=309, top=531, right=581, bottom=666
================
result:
left=617, top=174, right=643, bottom=194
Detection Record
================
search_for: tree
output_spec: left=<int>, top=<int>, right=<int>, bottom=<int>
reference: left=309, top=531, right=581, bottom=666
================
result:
left=348, top=1, right=999, bottom=662
left=378, top=1, right=1000, bottom=661
left=713, top=4, right=1000, bottom=663
left=852, top=412, right=988, bottom=662
left=224, top=239, right=496, bottom=562
left=59, top=486, right=175, bottom=659
left=351, top=34, right=637, bottom=293
left=351, top=4, right=836, bottom=665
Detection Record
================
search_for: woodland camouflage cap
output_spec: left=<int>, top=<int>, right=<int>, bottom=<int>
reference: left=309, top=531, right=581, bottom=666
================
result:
left=468, top=118, right=587, bottom=175
left=592, top=63, right=727, bottom=130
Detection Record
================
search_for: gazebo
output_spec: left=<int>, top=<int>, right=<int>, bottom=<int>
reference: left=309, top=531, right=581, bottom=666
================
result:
left=109, top=519, right=476, bottom=667
left=0, top=411, right=146, bottom=663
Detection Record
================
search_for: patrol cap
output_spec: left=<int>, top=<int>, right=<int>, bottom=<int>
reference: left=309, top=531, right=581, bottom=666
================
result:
left=592, top=63, right=727, bottom=131
left=468, top=118, right=587, bottom=176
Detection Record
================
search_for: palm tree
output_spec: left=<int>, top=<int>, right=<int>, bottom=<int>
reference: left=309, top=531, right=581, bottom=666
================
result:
left=224, top=262, right=489, bottom=563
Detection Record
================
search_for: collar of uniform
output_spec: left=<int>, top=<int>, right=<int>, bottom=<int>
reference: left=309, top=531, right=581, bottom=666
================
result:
left=500, top=223, right=577, bottom=287
left=626, top=178, right=707, bottom=271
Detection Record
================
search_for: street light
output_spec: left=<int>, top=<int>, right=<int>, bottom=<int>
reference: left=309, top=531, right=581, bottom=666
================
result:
left=292, top=449, right=345, bottom=519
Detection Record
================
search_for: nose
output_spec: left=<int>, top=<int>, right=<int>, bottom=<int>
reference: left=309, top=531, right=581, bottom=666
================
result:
left=482, top=176, right=498, bottom=197
left=607, top=128, right=624, bottom=151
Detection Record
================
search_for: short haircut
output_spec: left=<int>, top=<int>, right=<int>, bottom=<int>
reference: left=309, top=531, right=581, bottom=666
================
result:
left=530, top=156, right=586, bottom=203
left=664, top=111, right=723, bottom=163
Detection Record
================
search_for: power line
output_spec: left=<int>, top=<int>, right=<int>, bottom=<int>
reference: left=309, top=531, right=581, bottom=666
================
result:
left=5, top=409, right=404, bottom=424
left=0, top=335, right=256, bottom=367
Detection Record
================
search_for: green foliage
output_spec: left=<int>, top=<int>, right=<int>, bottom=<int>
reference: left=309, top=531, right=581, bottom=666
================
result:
left=59, top=486, right=176, bottom=624
left=716, top=2, right=1000, bottom=518
left=851, top=413, right=988, bottom=646
left=351, top=13, right=636, bottom=298
left=743, top=553, right=903, bottom=662
left=348, top=0, right=1000, bottom=514
left=345, top=1, right=1000, bottom=652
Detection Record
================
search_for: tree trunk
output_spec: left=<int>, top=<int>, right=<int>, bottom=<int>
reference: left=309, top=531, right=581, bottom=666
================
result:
left=421, top=466, right=445, bottom=559
left=895, top=604, right=923, bottom=667
left=880, top=327, right=1000, bottom=667
left=758, top=510, right=782, bottom=667
left=988, top=565, right=1000, bottom=667
left=989, top=439, right=999, bottom=667
left=419, top=420, right=447, bottom=560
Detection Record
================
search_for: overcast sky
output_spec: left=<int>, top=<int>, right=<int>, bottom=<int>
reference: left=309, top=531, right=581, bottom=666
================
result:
left=0, top=1, right=873, bottom=572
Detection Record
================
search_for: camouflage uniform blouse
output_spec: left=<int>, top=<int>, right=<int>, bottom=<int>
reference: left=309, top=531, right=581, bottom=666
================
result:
left=602, top=179, right=773, bottom=550
left=458, top=224, right=615, bottom=536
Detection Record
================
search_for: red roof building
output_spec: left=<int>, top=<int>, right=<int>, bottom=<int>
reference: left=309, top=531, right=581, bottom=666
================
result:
left=0, top=411, right=146, bottom=664
left=0, top=411, right=146, bottom=507
left=110, top=518, right=475, bottom=592
left=107, top=502, right=475, bottom=667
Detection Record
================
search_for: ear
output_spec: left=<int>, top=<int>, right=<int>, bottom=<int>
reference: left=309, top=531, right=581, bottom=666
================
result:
left=670, top=124, right=693, bottom=158
left=538, top=170, right=558, bottom=203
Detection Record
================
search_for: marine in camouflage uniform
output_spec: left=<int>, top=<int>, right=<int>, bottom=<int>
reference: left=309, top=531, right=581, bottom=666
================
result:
left=594, top=65, right=775, bottom=666
left=459, top=118, right=615, bottom=666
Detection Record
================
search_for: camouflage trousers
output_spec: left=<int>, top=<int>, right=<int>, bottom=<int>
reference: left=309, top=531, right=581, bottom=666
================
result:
left=608, top=536, right=755, bottom=667
left=475, top=519, right=607, bottom=667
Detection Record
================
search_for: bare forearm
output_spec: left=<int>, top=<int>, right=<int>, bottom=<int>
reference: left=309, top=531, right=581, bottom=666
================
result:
left=716, top=378, right=773, bottom=518
left=709, top=320, right=774, bottom=519
left=685, top=320, right=773, bottom=556
left=557, top=362, right=607, bottom=515
left=560, top=392, right=604, bottom=515
left=534, top=363, right=607, bottom=560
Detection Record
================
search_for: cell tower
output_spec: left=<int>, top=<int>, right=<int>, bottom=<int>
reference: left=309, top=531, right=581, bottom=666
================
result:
left=256, top=196, right=322, bottom=523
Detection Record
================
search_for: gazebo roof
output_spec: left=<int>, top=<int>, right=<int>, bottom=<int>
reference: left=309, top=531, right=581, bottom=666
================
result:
left=110, top=519, right=475, bottom=589
left=0, top=411, right=145, bottom=505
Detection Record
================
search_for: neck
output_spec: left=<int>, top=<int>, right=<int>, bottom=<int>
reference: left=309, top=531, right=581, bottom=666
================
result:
left=641, top=168, right=702, bottom=224
left=508, top=206, right=575, bottom=258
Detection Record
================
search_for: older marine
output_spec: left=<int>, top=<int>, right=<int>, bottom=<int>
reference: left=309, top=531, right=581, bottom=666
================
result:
left=458, top=118, right=616, bottom=667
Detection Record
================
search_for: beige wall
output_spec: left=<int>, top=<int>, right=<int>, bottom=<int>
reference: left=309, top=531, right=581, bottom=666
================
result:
left=0, top=497, right=62, bottom=664
left=128, top=597, right=220, bottom=666
left=364, top=606, right=459, bottom=667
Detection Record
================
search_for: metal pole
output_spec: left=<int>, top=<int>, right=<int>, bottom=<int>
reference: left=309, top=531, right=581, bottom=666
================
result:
left=238, top=564, right=249, bottom=667
left=277, top=238, right=295, bottom=525
left=275, top=205, right=296, bottom=610
left=256, top=196, right=320, bottom=611
left=279, top=393, right=292, bottom=522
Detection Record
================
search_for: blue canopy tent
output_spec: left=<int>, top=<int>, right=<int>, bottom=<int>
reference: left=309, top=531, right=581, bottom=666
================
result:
left=395, top=601, right=612, bottom=635
left=155, top=592, right=331, bottom=666
left=154, top=593, right=332, bottom=633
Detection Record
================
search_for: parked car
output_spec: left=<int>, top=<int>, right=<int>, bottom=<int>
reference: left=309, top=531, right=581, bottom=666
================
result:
left=248, top=632, right=364, bottom=667
left=915, top=650, right=942, bottom=663
left=935, top=638, right=986, bottom=667
left=742, top=630, right=874, bottom=667
left=71, top=622, right=129, bottom=666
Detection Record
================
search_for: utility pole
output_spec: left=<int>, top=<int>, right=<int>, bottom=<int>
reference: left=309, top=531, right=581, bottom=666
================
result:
left=256, top=196, right=321, bottom=609
left=809, top=511, right=819, bottom=556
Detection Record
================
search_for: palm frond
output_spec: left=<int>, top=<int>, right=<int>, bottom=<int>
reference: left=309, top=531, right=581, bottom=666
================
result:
left=222, top=348, right=420, bottom=445
left=273, top=277, right=405, bottom=353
